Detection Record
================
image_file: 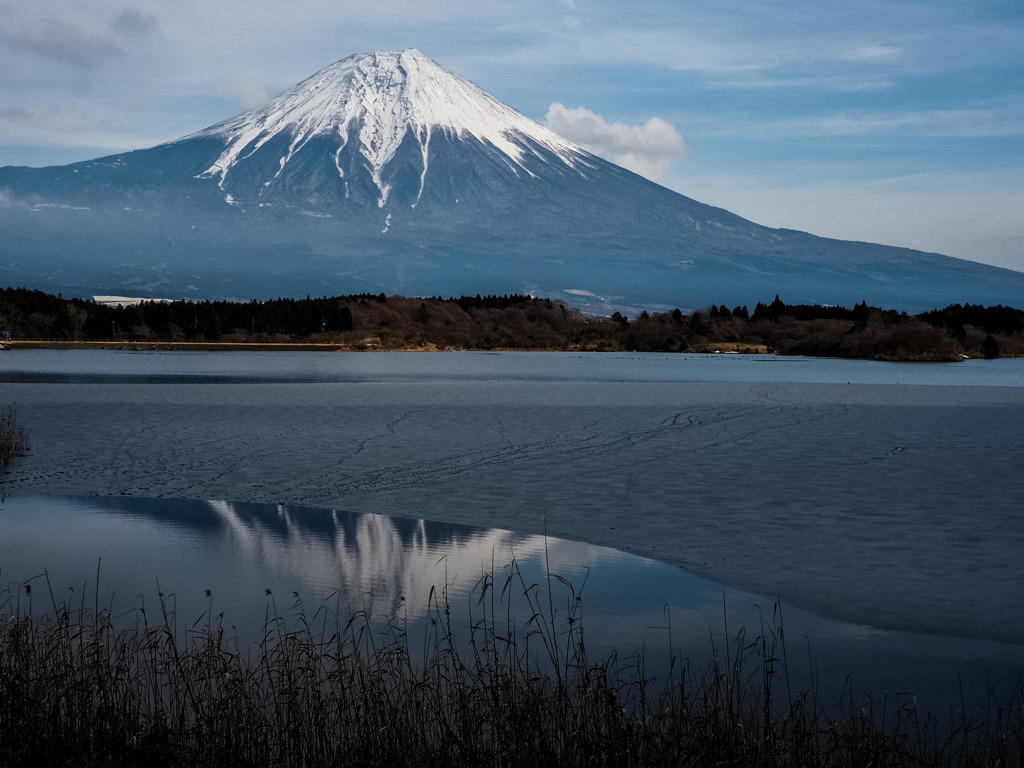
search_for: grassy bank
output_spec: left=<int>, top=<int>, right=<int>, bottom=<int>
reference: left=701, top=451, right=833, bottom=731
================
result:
left=2, top=564, right=1020, bottom=767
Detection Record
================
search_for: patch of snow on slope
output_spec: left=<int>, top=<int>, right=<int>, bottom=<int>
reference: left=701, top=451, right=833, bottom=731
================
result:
left=93, top=295, right=173, bottom=307
left=413, top=123, right=431, bottom=207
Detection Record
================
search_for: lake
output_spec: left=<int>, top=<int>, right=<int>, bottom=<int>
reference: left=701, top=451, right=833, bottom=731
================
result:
left=1, top=350, right=1023, bottom=713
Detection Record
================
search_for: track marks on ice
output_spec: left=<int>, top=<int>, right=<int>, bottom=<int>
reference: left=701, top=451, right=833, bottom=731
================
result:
left=295, top=403, right=845, bottom=506
left=2, top=397, right=851, bottom=508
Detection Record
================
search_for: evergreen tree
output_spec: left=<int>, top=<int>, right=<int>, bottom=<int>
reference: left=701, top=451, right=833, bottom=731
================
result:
left=982, top=333, right=1000, bottom=359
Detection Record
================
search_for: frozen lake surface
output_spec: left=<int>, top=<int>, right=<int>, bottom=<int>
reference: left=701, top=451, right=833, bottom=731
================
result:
left=1, top=350, right=1023, bottom=707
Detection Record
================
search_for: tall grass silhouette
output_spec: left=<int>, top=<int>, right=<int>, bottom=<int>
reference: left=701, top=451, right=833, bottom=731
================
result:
left=1, top=556, right=1021, bottom=767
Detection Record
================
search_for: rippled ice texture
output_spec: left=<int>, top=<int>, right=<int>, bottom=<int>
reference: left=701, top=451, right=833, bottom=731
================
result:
left=3, top=350, right=1023, bottom=645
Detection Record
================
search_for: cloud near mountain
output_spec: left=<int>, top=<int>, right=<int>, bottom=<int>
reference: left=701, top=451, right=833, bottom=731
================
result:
left=544, top=102, right=686, bottom=181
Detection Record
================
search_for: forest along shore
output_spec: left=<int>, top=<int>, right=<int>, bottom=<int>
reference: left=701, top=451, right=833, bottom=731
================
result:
left=1, top=287, right=1022, bottom=361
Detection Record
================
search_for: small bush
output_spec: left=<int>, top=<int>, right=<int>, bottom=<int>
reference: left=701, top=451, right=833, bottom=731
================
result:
left=0, top=407, right=30, bottom=468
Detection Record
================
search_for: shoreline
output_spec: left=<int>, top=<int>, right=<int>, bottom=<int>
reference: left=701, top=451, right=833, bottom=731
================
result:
left=0, top=339, right=987, bottom=360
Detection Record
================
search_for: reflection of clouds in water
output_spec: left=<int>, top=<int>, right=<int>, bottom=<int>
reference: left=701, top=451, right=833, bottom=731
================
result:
left=203, top=501, right=571, bottom=620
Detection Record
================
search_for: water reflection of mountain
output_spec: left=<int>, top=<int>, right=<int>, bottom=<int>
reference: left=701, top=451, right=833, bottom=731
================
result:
left=85, top=497, right=603, bottom=620
left=6, top=496, right=1022, bottom=715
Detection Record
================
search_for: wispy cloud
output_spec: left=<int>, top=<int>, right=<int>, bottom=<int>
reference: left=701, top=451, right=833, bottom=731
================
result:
left=220, top=80, right=270, bottom=110
left=0, top=17, right=123, bottom=68
left=691, top=97, right=1024, bottom=139
left=708, top=75, right=894, bottom=92
left=111, top=9, right=159, bottom=39
left=545, top=103, right=686, bottom=180
left=809, top=106, right=1024, bottom=137
left=0, top=98, right=183, bottom=155
left=0, top=107, right=34, bottom=122
left=842, top=44, right=901, bottom=62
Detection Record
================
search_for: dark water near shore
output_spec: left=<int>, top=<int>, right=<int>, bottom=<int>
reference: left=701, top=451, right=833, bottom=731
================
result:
left=1, top=350, right=1023, bottom=714
left=3, top=347, right=1024, bottom=387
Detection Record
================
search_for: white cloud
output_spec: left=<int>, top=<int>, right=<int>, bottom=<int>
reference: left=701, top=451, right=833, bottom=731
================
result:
left=544, top=103, right=686, bottom=181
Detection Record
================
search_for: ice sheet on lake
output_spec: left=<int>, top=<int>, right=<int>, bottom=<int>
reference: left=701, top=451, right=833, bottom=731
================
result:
left=3, top=351, right=1023, bottom=647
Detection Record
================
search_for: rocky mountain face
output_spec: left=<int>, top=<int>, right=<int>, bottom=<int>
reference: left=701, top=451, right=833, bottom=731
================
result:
left=2, top=49, right=1023, bottom=313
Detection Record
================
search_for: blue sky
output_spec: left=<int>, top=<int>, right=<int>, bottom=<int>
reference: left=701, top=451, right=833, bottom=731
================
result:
left=2, top=0, right=1022, bottom=271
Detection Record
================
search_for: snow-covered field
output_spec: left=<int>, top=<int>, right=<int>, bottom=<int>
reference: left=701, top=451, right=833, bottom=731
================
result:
left=3, top=350, right=1023, bottom=648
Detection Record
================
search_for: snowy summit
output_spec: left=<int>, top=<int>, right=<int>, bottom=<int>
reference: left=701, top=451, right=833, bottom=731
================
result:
left=191, top=49, right=591, bottom=208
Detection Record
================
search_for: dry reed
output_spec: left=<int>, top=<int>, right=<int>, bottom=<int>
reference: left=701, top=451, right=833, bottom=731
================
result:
left=1, top=560, right=1021, bottom=767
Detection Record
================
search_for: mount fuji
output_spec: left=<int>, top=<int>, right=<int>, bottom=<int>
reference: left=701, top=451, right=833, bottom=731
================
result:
left=2, top=48, right=1023, bottom=313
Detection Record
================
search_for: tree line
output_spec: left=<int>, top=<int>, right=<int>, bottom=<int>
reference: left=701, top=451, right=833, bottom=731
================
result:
left=1, top=287, right=1021, bottom=360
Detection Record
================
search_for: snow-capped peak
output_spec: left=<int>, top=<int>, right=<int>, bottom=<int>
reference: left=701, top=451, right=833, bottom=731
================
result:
left=191, top=49, right=591, bottom=206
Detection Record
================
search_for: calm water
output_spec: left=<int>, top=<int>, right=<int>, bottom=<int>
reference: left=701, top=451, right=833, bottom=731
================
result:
left=1, top=350, right=1022, bottom=713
